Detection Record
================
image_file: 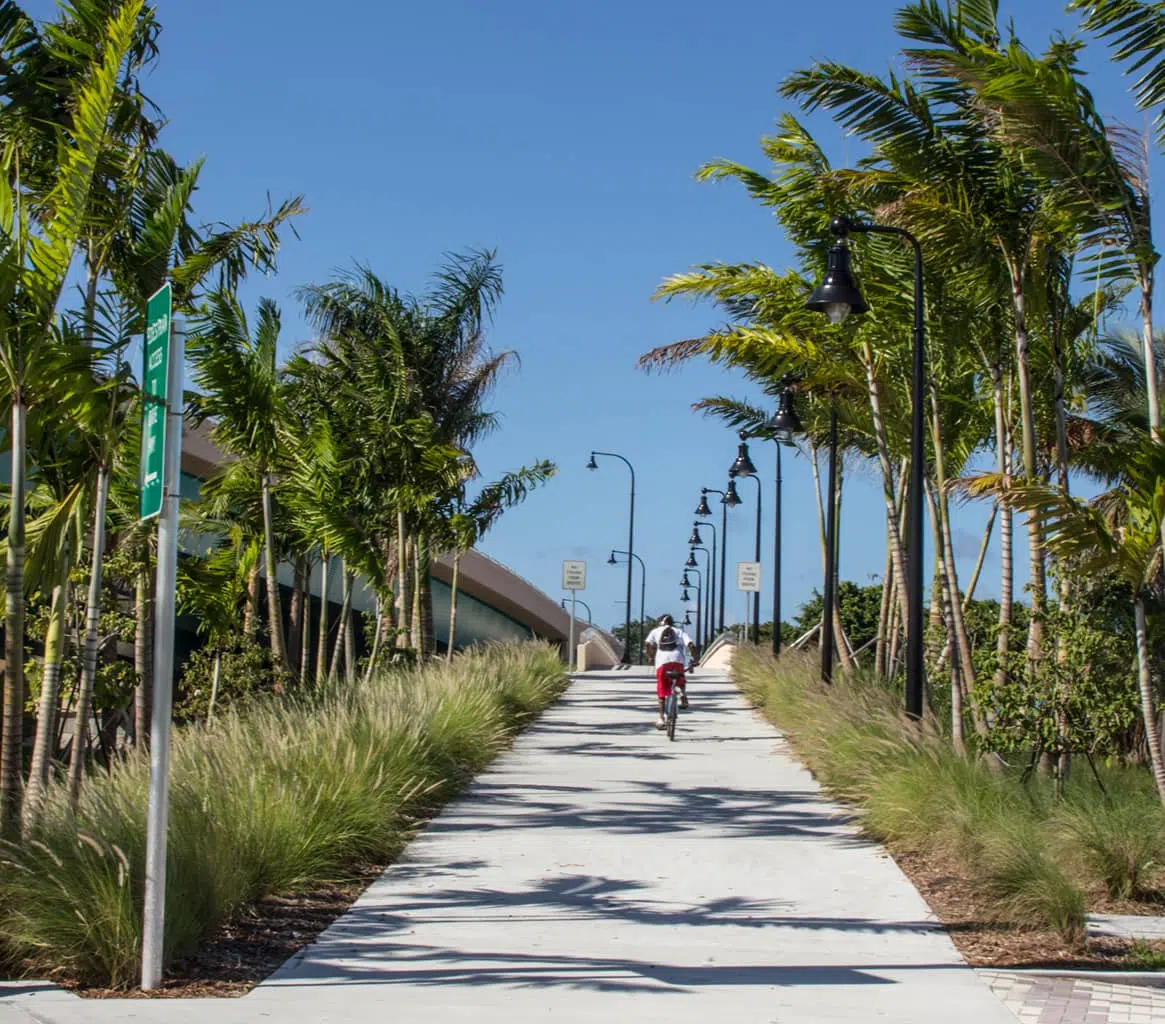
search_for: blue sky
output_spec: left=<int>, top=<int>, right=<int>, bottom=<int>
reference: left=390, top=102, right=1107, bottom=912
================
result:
left=30, top=0, right=1159, bottom=632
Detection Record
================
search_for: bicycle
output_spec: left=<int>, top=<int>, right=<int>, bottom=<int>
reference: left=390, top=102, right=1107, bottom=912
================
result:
left=661, top=665, right=687, bottom=741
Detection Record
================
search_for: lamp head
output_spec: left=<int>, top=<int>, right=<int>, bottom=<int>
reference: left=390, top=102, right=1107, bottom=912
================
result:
left=681, top=588, right=691, bottom=602
left=681, top=572, right=691, bottom=587
left=771, top=388, right=804, bottom=440
left=724, top=479, right=743, bottom=507
left=730, top=438, right=758, bottom=477
left=607, top=551, right=617, bottom=565
left=586, top=453, right=598, bottom=471
left=806, top=237, right=868, bottom=324
left=688, top=526, right=703, bottom=545
left=685, top=552, right=698, bottom=569
left=695, top=493, right=713, bottom=517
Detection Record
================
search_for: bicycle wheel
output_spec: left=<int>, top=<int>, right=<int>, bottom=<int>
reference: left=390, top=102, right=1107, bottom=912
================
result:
left=666, top=692, right=678, bottom=741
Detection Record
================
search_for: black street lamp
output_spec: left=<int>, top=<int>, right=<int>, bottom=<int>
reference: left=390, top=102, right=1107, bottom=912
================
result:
left=682, top=567, right=702, bottom=655
left=685, top=551, right=697, bottom=569
left=696, top=488, right=730, bottom=633
left=817, top=402, right=840, bottom=684
left=590, top=451, right=636, bottom=666
left=750, top=386, right=804, bottom=658
left=609, top=549, right=647, bottom=663
left=729, top=434, right=762, bottom=644
left=688, top=544, right=712, bottom=647
left=807, top=215, right=925, bottom=717
left=561, top=597, right=592, bottom=624
left=692, top=519, right=717, bottom=649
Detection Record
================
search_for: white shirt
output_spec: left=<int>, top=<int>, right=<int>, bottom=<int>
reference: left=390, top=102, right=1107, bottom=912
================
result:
left=644, top=625, right=693, bottom=668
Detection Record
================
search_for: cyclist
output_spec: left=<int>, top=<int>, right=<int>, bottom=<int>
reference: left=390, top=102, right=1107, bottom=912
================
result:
left=644, top=614, right=697, bottom=729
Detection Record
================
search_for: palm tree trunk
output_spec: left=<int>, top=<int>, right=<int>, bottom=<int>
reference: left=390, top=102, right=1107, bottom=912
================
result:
left=926, top=482, right=965, bottom=753
left=396, top=514, right=412, bottom=645
left=1140, top=279, right=1160, bottom=440
left=2, top=399, right=27, bottom=834
left=299, top=556, right=313, bottom=683
left=344, top=603, right=356, bottom=684
left=328, top=563, right=352, bottom=681
left=411, top=536, right=424, bottom=655
left=875, top=544, right=892, bottom=678
left=1053, top=323, right=1074, bottom=784
left=886, top=574, right=902, bottom=678
left=1134, top=595, right=1165, bottom=807
left=963, top=502, right=997, bottom=610
left=134, top=562, right=153, bottom=748
left=832, top=462, right=851, bottom=672
left=419, top=549, right=435, bottom=660
left=261, top=473, right=287, bottom=674
left=243, top=559, right=260, bottom=638
left=930, top=391, right=981, bottom=723
left=447, top=552, right=461, bottom=661
left=315, top=552, right=330, bottom=685
left=810, top=444, right=827, bottom=578
left=288, top=556, right=305, bottom=680
left=24, top=557, right=70, bottom=827
left=865, top=345, right=911, bottom=629
left=207, top=649, right=223, bottom=720
left=991, top=364, right=1014, bottom=687
left=363, top=597, right=384, bottom=683
left=67, top=465, right=110, bottom=803
left=1009, top=270, right=1048, bottom=672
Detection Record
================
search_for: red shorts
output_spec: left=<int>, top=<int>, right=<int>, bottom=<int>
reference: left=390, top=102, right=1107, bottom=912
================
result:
left=656, top=662, right=686, bottom=699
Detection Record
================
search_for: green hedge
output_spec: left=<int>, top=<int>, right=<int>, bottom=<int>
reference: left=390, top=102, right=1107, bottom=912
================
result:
left=0, top=643, right=567, bottom=988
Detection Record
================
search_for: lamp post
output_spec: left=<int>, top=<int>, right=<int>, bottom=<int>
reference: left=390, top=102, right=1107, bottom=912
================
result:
left=761, top=387, right=804, bottom=658
left=729, top=434, right=763, bottom=644
left=815, top=403, right=840, bottom=684
left=807, top=216, right=925, bottom=717
left=561, top=597, right=592, bottom=624
left=688, top=544, right=712, bottom=646
left=609, top=549, right=646, bottom=663
left=697, top=487, right=730, bottom=632
left=589, top=451, right=636, bottom=666
left=689, top=522, right=716, bottom=648
left=680, top=575, right=701, bottom=654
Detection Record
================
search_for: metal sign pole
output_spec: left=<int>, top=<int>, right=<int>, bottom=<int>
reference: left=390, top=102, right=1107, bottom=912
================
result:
left=141, top=318, right=183, bottom=990
left=569, top=591, right=577, bottom=670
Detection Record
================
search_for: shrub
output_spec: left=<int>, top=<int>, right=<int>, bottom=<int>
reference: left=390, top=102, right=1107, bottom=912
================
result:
left=733, top=646, right=1097, bottom=946
left=1055, top=778, right=1165, bottom=900
left=0, top=642, right=567, bottom=988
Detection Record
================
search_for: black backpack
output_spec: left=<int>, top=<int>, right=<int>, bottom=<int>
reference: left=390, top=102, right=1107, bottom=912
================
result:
left=657, top=625, right=678, bottom=650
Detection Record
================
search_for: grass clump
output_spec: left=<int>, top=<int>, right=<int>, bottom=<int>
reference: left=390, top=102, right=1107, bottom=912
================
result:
left=1053, top=779, right=1165, bottom=900
left=732, top=645, right=1144, bottom=948
left=0, top=642, right=567, bottom=988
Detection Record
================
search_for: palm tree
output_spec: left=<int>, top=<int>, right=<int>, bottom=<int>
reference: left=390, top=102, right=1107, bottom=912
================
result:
left=298, top=251, right=512, bottom=660
left=104, top=150, right=304, bottom=739
left=189, top=294, right=291, bottom=676
left=0, top=0, right=144, bottom=834
left=1071, top=1, right=1165, bottom=151
left=782, top=0, right=1060, bottom=677
left=438, top=463, right=557, bottom=659
left=1008, top=439, right=1165, bottom=805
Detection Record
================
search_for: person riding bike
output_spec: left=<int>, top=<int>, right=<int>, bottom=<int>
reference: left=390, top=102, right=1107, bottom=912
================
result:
left=644, top=614, right=697, bottom=730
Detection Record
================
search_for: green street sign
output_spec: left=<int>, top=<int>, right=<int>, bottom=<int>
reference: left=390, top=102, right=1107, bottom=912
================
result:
left=140, top=283, right=171, bottom=519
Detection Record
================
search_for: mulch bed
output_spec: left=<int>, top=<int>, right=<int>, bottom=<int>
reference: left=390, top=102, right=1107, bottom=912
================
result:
left=894, top=847, right=1165, bottom=970
left=70, top=863, right=389, bottom=999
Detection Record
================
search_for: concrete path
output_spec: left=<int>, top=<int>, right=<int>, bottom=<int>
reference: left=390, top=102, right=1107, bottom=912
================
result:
left=5, top=668, right=1025, bottom=1023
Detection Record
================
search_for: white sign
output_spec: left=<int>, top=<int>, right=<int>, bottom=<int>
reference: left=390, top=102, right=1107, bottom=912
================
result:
left=562, top=560, right=587, bottom=591
left=737, top=561, right=761, bottom=592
